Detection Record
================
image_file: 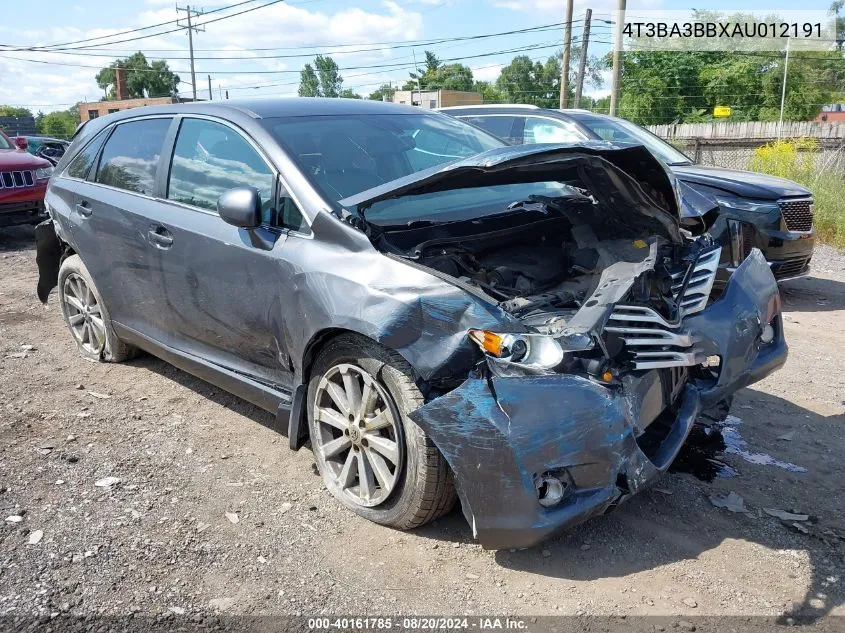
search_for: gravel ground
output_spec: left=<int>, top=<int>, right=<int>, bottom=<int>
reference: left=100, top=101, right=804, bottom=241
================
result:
left=1, top=226, right=844, bottom=628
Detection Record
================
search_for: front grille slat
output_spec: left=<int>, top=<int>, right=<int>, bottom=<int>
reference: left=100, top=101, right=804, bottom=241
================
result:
left=0, top=170, right=36, bottom=189
left=779, top=198, right=814, bottom=232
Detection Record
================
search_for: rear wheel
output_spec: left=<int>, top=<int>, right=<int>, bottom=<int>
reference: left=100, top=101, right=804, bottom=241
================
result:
left=307, top=334, right=456, bottom=529
left=58, top=255, right=136, bottom=363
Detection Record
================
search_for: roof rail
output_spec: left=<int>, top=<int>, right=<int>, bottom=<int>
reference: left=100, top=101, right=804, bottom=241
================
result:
left=437, top=104, right=541, bottom=110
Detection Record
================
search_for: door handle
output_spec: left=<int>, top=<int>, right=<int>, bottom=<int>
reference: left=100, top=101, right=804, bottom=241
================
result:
left=148, top=227, right=174, bottom=248
left=75, top=202, right=92, bottom=218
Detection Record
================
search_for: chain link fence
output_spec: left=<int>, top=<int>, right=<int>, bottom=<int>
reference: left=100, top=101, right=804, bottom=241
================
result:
left=663, top=136, right=845, bottom=173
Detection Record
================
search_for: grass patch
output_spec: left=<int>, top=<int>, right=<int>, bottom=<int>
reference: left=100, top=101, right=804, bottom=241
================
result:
left=748, top=139, right=845, bottom=247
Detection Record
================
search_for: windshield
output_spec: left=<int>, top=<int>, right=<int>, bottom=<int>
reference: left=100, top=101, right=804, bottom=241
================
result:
left=262, top=113, right=503, bottom=203
left=573, top=115, right=692, bottom=165
left=0, top=132, right=11, bottom=150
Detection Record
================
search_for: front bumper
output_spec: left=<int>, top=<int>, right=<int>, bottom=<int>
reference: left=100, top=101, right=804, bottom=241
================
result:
left=0, top=182, right=48, bottom=227
left=410, top=250, right=786, bottom=549
left=713, top=206, right=814, bottom=286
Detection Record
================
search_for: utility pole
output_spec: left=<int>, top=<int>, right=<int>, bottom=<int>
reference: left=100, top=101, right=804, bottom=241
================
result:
left=559, top=0, right=574, bottom=108
left=412, top=49, right=422, bottom=106
left=176, top=4, right=205, bottom=101
left=778, top=37, right=791, bottom=138
left=609, top=0, right=626, bottom=115
left=574, top=8, right=592, bottom=109
left=207, top=75, right=212, bottom=100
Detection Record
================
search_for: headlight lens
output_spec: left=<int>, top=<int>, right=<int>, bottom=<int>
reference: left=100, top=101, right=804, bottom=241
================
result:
left=468, top=329, right=590, bottom=370
left=35, top=166, right=53, bottom=180
left=713, top=195, right=779, bottom=213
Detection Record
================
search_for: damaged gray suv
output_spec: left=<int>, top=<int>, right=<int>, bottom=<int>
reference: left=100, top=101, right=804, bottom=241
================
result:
left=35, top=98, right=786, bottom=549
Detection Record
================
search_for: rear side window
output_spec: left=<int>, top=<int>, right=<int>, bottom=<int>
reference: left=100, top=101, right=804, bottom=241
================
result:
left=167, top=118, right=276, bottom=221
left=95, top=118, right=172, bottom=195
left=460, top=116, right=520, bottom=144
left=66, top=131, right=109, bottom=180
left=523, top=117, right=583, bottom=144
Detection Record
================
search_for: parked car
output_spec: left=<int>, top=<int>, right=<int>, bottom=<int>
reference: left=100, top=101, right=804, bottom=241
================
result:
left=17, top=135, right=70, bottom=166
left=440, top=105, right=815, bottom=283
left=35, top=99, right=786, bottom=549
left=0, top=129, right=53, bottom=227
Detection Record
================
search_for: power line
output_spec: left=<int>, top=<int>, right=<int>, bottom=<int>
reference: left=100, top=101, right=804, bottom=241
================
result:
left=1, top=23, right=569, bottom=61
left=2, top=0, right=288, bottom=53
left=0, top=0, right=260, bottom=52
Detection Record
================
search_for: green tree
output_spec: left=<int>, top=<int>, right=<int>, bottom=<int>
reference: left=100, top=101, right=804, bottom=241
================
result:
left=473, top=81, right=507, bottom=104
left=299, top=55, right=344, bottom=98
left=299, top=63, right=320, bottom=97
left=95, top=52, right=179, bottom=100
left=368, top=84, right=397, bottom=101
left=339, top=88, right=362, bottom=99
left=0, top=105, right=33, bottom=117
left=314, top=55, right=343, bottom=98
left=37, top=108, right=80, bottom=138
left=496, top=55, right=561, bottom=107
left=425, top=63, right=474, bottom=91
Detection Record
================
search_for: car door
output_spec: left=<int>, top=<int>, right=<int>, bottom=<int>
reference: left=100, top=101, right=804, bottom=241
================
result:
left=141, top=115, right=305, bottom=388
left=62, top=116, right=174, bottom=333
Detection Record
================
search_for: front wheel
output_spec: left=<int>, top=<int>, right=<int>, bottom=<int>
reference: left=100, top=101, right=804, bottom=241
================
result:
left=57, top=254, right=136, bottom=363
left=307, top=334, right=456, bottom=529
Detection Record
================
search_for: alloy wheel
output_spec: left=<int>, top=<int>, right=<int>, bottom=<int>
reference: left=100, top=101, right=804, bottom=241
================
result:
left=313, top=363, right=404, bottom=507
left=62, top=273, right=106, bottom=356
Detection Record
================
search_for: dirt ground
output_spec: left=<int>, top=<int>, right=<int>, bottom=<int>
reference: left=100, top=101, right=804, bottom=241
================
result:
left=1, top=224, right=844, bottom=627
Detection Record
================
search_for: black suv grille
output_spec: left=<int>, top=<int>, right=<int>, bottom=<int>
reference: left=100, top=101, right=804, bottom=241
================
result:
left=0, top=170, right=35, bottom=189
left=779, top=199, right=813, bottom=232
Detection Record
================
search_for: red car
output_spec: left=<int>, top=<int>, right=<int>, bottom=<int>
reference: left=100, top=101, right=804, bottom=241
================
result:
left=0, top=129, right=53, bottom=227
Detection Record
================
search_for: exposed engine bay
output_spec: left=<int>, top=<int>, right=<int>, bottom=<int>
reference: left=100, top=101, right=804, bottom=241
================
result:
left=372, top=195, right=721, bottom=378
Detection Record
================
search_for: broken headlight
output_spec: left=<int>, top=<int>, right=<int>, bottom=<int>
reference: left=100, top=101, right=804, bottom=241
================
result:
left=468, top=329, right=587, bottom=370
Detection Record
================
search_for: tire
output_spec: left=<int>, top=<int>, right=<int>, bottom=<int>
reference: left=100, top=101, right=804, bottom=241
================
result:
left=57, top=254, right=137, bottom=363
left=307, top=334, right=456, bottom=529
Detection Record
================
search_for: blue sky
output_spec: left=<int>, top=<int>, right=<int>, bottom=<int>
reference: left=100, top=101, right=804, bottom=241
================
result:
left=0, top=0, right=837, bottom=112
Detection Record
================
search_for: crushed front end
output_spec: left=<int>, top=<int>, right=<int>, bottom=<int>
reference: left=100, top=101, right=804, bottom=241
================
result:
left=409, top=246, right=784, bottom=549
left=345, top=143, right=787, bottom=549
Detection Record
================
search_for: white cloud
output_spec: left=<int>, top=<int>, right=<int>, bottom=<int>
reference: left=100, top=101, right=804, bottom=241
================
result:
left=0, top=2, right=424, bottom=112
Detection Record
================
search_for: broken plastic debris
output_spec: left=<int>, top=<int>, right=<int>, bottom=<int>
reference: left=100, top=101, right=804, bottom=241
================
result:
left=709, top=491, right=750, bottom=515
left=763, top=508, right=809, bottom=522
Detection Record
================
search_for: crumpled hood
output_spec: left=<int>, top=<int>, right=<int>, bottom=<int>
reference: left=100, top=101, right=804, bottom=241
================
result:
left=672, top=164, right=811, bottom=199
left=0, top=148, right=52, bottom=170
left=339, top=141, right=683, bottom=218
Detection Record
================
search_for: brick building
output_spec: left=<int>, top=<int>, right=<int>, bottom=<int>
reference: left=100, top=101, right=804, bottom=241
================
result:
left=79, top=67, right=189, bottom=122
left=391, top=89, right=482, bottom=109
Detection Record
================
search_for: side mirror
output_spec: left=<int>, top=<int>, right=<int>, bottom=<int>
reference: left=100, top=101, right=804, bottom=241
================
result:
left=13, top=136, right=28, bottom=150
left=217, top=187, right=261, bottom=229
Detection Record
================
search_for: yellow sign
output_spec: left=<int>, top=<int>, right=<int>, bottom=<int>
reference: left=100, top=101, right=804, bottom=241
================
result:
left=713, top=106, right=732, bottom=118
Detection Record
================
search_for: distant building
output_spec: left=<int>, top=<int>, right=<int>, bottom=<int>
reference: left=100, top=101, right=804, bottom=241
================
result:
left=392, top=89, right=482, bottom=109
left=79, top=97, right=182, bottom=122
left=816, top=104, right=845, bottom=123
left=79, top=66, right=196, bottom=123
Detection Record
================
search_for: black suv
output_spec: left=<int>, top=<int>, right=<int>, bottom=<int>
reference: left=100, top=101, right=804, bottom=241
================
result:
left=35, top=99, right=786, bottom=549
left=441, top=105, right=815, bottom=282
